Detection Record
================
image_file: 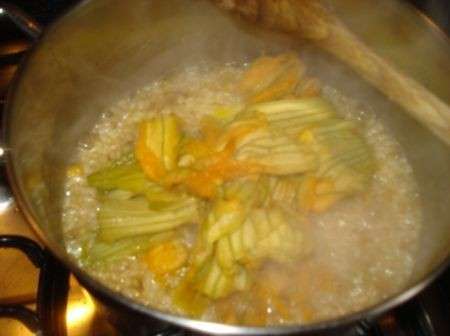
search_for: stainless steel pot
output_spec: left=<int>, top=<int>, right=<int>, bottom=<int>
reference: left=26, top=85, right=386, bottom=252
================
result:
left=2, top=0, right=450, bottom=334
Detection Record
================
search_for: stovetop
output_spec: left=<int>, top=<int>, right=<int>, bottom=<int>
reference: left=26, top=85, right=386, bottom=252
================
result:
left=0, top=1, right=449, bottom=335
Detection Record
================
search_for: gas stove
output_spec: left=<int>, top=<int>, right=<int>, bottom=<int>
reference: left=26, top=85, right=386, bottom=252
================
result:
left=0, top=1, right=449, bottom=335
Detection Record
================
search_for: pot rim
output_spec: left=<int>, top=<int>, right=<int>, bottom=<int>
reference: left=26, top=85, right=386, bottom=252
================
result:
left=2, top=0, right=450, bottom=334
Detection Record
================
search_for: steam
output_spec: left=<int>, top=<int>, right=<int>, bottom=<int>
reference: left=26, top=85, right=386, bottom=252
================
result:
left=16, top=0, right=449, bottom=318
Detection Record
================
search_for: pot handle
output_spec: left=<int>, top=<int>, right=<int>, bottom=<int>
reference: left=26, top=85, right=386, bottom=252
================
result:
left=0, top=2, right=43, bottom=40
left=0, top=5, right=66, bottom=334
left=0, top=235, right=70, bottom=336
left=0, top=1, right=43, bottom=194
left=0, top=1, right=43, bottom=199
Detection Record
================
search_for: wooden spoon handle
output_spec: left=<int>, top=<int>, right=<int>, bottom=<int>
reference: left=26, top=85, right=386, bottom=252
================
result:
left=215, top=0, right=450, bottom=145
left=319, top=18, right=450, bottom=146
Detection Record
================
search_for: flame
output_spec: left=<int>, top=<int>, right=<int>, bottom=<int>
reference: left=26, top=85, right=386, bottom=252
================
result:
left=65, top=289, right=95, bottom=328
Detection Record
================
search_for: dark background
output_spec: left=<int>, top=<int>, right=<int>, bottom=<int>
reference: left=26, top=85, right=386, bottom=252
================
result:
left=408, top=0, right=449, bottom=33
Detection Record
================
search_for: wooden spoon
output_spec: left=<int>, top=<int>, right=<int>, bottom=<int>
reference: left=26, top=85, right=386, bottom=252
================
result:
left=214, top=0, right=450, bottom=146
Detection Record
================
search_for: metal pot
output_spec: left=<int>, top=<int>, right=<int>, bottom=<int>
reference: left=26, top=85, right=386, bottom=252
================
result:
left=1, top=0, right=449, bottom=335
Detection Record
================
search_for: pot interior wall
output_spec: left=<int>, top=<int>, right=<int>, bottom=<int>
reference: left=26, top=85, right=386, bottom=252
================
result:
left=6, top=0, right=450, bottom=306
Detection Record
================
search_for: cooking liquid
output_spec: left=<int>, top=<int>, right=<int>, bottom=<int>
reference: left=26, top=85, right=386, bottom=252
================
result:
left=62, top=65, right=422, bottom=325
